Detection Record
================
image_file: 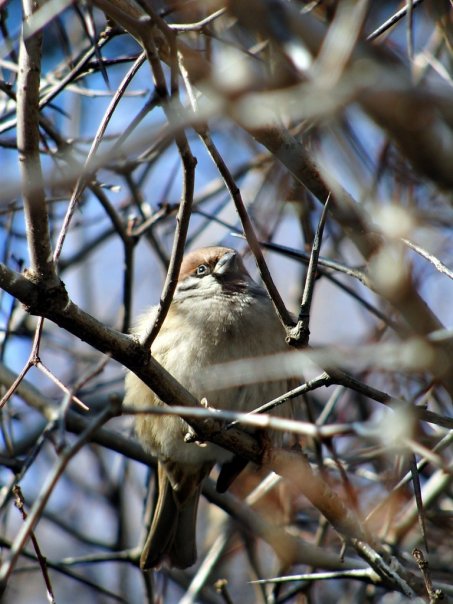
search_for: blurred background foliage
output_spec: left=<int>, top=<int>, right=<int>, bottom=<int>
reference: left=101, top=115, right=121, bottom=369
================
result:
left=0, top=0, right=452, bottom=602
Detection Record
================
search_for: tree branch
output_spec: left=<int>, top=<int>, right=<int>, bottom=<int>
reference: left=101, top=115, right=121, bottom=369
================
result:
left=16, top=0, right=57, bottom=284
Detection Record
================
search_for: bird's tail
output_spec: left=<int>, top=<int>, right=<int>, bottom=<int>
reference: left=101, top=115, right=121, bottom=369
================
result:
left=140, top=461, right=206, bottom=570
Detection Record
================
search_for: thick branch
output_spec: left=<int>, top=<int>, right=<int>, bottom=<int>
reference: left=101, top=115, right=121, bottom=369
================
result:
left=16, top=0, right=57, bottom=284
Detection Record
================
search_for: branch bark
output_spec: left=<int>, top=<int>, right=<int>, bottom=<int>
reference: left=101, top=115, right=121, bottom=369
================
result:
left=16, top=0, right=57, bottom=284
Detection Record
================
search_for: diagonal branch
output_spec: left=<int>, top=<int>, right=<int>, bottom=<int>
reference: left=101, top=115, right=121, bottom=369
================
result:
left=198, top=127, right=294, bottom=329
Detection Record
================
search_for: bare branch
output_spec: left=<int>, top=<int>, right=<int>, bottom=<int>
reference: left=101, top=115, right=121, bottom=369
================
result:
left=16, top=0, right=57, bottom=284
left=198, top=127, right=294, bottom=329
left=0, top=404, right=117, bottom=592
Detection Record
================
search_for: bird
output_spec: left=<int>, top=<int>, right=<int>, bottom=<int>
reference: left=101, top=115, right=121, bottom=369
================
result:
left=124, top=246, right=294, bottom=569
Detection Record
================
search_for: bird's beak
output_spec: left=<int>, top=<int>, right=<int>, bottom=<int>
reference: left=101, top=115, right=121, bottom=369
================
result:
left=214, top=251, right=237, bottom=275
left=214, top=251, right=251, bottom=282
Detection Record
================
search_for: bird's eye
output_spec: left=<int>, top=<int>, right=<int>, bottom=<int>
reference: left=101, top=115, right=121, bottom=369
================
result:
left=196, top=264, right=209, bottom=277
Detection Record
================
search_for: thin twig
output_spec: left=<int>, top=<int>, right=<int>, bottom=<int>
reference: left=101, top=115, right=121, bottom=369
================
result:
left=366, top=0, right=424, bottom=42
left=0, top=360, right=33, bottom=410
left=406, top=0, right=415, bottom=61
left=36, top=360, right=89, bottom=411
left=412, top=548, right=444, bottom=603
left=287, top=194, right=331, bottom=347
left=366, top=430, right=453, bottom=525
left=0, top=311, right=45, bottom=410
left=180, top=524, right=232, bottom=604
left=56, top=354, right=111, bottom=447
left=409, top=453, right=429, bottom=553
left=0, top=537, right=128, bottom=603
left=0, top=404, right=118, bottom=592
left=402, top=238, right=453, bottom=280
left=231, top=234, right=369, bottom=287
left=12, top=485, right=56, bottom=604
left=197, top=127, right=294, bottom=329
left=0, top=27, right=113, bottom=136
left=53, top=51, right=146, bottom=262
left=169, top=8, right=226, bottom=32
left=251, top=568, right=377, bottom=584
left=226, top=373, right=332, bottom=428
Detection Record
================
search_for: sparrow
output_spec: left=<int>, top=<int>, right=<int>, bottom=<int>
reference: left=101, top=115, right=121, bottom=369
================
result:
left=124, top=246, right=294, bottom=569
